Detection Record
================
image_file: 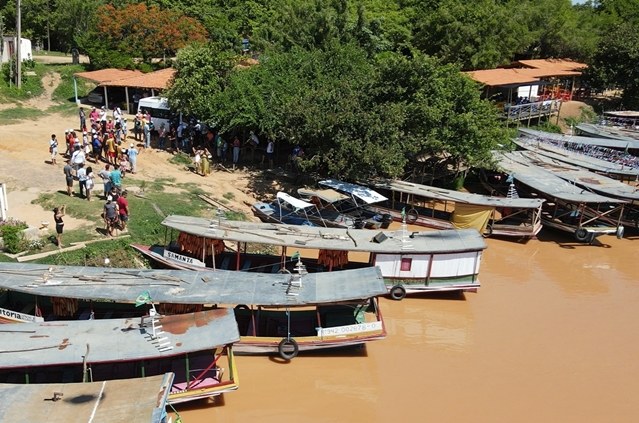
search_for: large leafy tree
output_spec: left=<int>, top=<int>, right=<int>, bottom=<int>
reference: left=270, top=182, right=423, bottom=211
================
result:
left=168, top=42, right=508, bottom=180
left=588, top=22, right=639, bottom=109
left=77, top=3, right=208, bottom=67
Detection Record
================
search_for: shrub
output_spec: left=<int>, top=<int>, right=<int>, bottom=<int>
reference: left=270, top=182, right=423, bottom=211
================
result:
left=0, top=219, right=28, bottom=254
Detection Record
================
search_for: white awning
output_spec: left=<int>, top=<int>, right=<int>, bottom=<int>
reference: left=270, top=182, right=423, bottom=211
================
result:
left=277, top=192, right=315, bottom=209
left=319, top=180, right=387, bottom=204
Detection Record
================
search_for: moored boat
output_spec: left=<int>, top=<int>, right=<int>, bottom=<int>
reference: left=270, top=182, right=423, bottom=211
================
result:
left=0, top=263, right=388, bottom=360
left=368, top=179, right=544, bottom=238
left=0, top=373, right=175, bottom=423
left=487, top=151, right=627, bottom=243
left=133, top=215, right=487, bottom=298
left=0, top=307, right=240, bottom=405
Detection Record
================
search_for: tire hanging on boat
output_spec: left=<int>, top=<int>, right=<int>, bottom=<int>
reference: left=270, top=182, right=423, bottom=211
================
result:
left=574, top=228, right=590, bottom=242
left=278, top=338, right=299, bottom=360
left=234, top=304, right=250, bottom=311
left=389, top=285, right=406, bottom=301
left=406, top=208, right=418, bottom=223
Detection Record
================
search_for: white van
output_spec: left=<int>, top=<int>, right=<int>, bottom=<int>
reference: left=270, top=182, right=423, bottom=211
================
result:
left=137, top=96, right=173, bottom=130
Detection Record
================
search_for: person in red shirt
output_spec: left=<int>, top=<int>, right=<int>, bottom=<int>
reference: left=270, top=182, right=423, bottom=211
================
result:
left=116, top=190, right=129, bottom=231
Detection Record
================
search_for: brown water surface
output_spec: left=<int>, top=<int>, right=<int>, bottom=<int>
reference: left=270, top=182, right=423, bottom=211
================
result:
left=174, top=232, right=639, bottom=422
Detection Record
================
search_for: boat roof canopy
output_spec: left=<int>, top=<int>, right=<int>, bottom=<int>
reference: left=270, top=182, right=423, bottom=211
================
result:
left=603, top=111, right=639, bottom=119
left=162, top=215, right=487, bottom=253
left=0, top=308, right=239, bottom=368
left=0, top=374, right=174, bottom=423
left=511, top=151, right=639, bottom=201
left=276, top=191, right=315, bottom=209
left=318, top=179, right=388, bottom=204
left=372, top=179, right=544, bottom=208
left=494, top=151, right=628, bottom=204
left=520, top=127, right=639, bottom=150
left=0, top=263, right=387, bottom=307
left=513, top=136, right=639, bottom=177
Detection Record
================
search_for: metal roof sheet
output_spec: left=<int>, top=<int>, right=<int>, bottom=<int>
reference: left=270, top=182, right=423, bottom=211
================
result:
left=514, top=59, right=587, bottom=72
left=511, top=151, right=639, bottom=201
left=494, top=151, right=626, bottom=204
left=0, top=263, right=387, bottom=306
left=465, top=68, right=541, bottom=87
left=519, top=127, right=639, bottom=150
left=576, top=123, right=639, bottom=146
left=162, top=215, right=487, bottom=253
left=371, top=179, right=544, bottom=208
left=0, top=374, right=173, bottom=423
left=0, top=309, right=239, bottom=368
left=318, top=180, right=387, bottom=204
left=513, top=135, right=639, bottom=178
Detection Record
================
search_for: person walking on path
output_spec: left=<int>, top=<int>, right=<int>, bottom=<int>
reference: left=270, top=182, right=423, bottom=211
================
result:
left=158, top=123, right=167, bottom=150
left=49, top=134, right=58, bottom=165
left=53, top=206, right=65, bottom=248
left=63, top=160, right=74, bottom=196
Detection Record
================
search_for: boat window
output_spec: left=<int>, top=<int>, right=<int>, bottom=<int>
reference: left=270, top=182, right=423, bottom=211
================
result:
left=400, top=258, right=412, bottom=271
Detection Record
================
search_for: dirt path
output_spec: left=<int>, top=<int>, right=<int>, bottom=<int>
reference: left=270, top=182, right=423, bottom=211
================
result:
left=22, top=72, right=62, bottom=109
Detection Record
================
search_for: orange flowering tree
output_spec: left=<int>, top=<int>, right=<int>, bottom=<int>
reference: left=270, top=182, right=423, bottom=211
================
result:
left=94, top=3, right=208, bottom=64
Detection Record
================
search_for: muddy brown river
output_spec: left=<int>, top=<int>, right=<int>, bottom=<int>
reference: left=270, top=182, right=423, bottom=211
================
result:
left=172, top=231, right=638, bottom=422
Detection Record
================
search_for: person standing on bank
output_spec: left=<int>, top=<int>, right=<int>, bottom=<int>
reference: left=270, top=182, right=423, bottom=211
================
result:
left=49, top=134, right=58, bottom=165
left=53, top=206, right=65, bottom=248
left=117, top=190, right=129, bottom=231
left=63, top=160, right=74, bottom=196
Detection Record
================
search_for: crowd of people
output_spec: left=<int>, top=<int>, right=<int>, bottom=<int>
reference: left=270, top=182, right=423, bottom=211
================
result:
left=47, top=104, right=308, bottom=247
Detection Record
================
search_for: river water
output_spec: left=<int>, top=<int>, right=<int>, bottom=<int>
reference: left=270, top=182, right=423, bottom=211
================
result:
left=173, top=231, right=639, bottom=422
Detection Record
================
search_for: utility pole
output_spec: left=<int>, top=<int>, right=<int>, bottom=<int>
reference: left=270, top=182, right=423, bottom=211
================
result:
left=16, top=0, right=21, bottom=88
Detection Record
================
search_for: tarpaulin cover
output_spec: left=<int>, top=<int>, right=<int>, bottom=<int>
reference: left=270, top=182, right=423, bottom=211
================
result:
left=451, top=203, right=493, bottom=232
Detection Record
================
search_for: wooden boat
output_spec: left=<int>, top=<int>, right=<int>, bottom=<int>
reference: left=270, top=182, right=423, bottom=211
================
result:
left=515, top=130, right=639, bottom=182
left=511, top=150, right=639, bottom=225
left=0, top=374, right=174, bottom=423
left=132, top=215, right=487, bottom=299
left=0, top=263, right=387, bottom=360
left=367, top=179, right=544, bottom=239
left=299, top=179, right=393, bottom=229
left=0, top=306, right=240, bottom=405
left=576, top=122, right=639, bottom=146
left=251, top=191, right=350, bottom=228
left=487, top=151, right=627, bottom=243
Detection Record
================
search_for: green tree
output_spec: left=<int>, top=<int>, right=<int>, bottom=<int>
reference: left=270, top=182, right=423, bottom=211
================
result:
left=587, top=22, right=639, bottom=109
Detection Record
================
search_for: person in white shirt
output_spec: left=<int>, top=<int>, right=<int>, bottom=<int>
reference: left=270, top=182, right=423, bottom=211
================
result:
left=49, top=134, right=58, bottom=165
left=264, top=139, right=274, bottom=168
left=71, top=145, right=86, bottom=171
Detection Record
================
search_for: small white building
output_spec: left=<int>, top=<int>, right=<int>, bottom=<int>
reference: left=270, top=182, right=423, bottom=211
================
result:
left=1, top=37, right=32, bottom=64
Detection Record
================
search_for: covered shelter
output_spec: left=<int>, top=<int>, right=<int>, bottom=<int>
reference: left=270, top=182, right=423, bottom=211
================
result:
left=466, top=58, right=587, bottom=126
left=74, top=68, right=175, bottom=113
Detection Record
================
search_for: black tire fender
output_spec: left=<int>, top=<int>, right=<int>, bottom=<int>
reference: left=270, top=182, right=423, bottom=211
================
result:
left=278, top=338, right=299, bottom=360
left=574, top=228, right=590, bottom=242
left=389, top=285, right=406, bottom=301
left=234, top=304, right=250, bottom=311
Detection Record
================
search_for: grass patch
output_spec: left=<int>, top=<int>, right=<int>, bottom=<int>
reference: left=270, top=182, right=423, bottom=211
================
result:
left=33, top=51, right=71, bottom=57
left=0, top=62, right=46, bottom=100
left=223, top=192, right=235, bottom=200
left=0, top=106, right=47, bottom=125
left=534, top=121, right=563, bottom=133
left=224, top=211, right=247, bottom=221
left=0, top=254, right=17, bottom=262
left=169, top=153, right=193, bottom=167
left=50, top=64, right=93, bottom=103
left=27, top=171, right=216, bottom=265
